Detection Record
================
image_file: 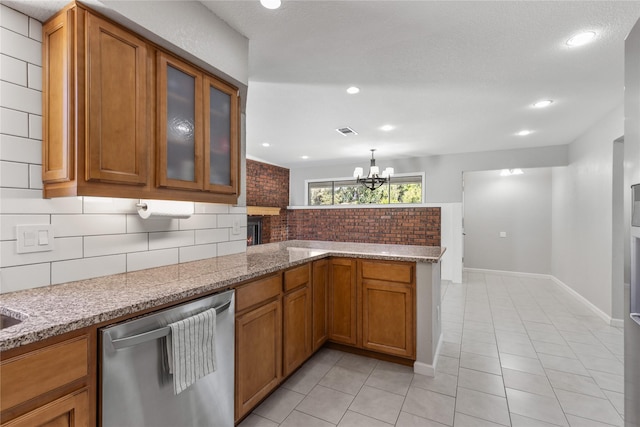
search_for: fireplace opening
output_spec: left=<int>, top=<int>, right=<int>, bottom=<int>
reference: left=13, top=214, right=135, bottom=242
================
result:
left=247, top=217, right=262, bottom=246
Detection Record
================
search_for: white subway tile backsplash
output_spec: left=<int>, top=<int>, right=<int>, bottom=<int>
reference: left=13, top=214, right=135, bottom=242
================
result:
left=84, top=233, right=148, bottom=257
left=52, top=214, right=126, bottom=237
left=127, top=248, right=178, bottom=272
left=180, top=244, right=217, bottom=263
left=1, top=5, right=29, bottom=36
left=52, top=254, right=126, bottom=285
left=195, top=228, right=229, bottom=244
left=149, top=230, right=195, bottom=250
left=0, top=27, right=41, bottom=65
left=127, top=214, right=180, bottom=233
left=0, top=214, right=49, bottom=240
left=195, top=202, right=229, bottom=214
left=1, top=107, right=29, bottom=137
left=0, top=160, right=28, bottom=188
left=27, top=63, right=42, bottom=90
left=217, top=213, right=248, bottom=228
left=218, top=240, right=246, bottom=256
left=0, top=134, right=41, bottom=163
left=29, top=164, right=42, bottom=189
left=230, top=226, right=248, bottom=241
left=0, top=236, right=82, bottom=268
left=229, top=206, right=247, bottom=214
left=0, top=262, right=50, bottom=293
left=83, top=197, right=137, bottom=214
left=0, top=188, right=83, bottom=214
left=28, top=18, right=42, bottom=42
left=0, top=81, right=42, bottom=114
left=179, top=214, right=217, bottom=230
left=0, top=54, right=27, bottom=86
left=28, top=114, right=42, bottom=140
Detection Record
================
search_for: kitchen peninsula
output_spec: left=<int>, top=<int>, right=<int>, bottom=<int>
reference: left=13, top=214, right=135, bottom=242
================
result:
left=0, top=240, right=444, bottom=424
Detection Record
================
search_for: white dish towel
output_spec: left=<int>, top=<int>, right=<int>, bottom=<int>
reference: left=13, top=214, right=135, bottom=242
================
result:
left=166, top=307, right=217, bottom=395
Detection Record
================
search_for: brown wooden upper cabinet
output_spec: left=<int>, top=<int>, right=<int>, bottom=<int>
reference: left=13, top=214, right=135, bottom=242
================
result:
left=157, top=53, right=239, bottom=195
left=42, top=2, right=240, bottom=204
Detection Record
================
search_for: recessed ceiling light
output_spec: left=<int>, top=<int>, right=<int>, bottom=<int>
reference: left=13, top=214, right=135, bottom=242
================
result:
left=566, top=31, right=596, bottom=47
left=346, top=86, right=360, bottom=94
left=301, top=155, right=309, bottom=160
left=260, top=0, right=281, bottom=10
left=380, top=125, right=394, bottom=131
left=533, top=100, right=553, bottom=108
left=262, top=142, right=270, bottom=147
left=517, top=130, right=533, bottom=136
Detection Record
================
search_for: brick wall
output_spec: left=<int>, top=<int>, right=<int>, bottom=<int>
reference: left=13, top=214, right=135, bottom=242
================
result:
left=246, top=159, right=289, bottom=244
left=287, top=207, right=441, bottom=246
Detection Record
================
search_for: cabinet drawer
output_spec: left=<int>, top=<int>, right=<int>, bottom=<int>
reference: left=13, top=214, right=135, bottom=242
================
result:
left=236, top=274, right=282, bottom=312
left=361, top=260, right=413, bottom=284
left=283, top=264, right=310, bottom=292
left=0, top=336, right=88, bottom=412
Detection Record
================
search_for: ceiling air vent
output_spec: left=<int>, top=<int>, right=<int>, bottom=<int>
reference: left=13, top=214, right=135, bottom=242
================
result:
left=336, top=127, right=358, bottom=136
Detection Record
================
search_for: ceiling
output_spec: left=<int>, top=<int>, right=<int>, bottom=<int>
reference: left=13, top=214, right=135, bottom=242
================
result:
left=6, top=1, right=640, bottom=170
left=200, top=0, right=640, bottom=168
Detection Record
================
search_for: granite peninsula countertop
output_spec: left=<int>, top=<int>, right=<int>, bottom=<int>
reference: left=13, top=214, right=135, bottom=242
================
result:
left=0, top=240, right=445, bottom=352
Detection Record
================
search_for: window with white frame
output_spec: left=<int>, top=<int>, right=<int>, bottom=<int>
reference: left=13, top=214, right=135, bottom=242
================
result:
left=307, top=174, right=424, bottom=206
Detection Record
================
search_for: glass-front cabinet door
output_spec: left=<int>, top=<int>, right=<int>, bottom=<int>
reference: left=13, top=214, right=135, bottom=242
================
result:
left=157, top=53, right=239, bottom=197
left=204, top=76, right=239, bottom=194
left=157, top=52, right=203, bottom=190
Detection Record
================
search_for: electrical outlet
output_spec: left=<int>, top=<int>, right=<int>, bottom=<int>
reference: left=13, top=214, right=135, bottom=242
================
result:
left=232, top=219, right=240, bottom=235
left=499, top=231, right=507, bottom=238
left=16, top=225, right=54, bottom=253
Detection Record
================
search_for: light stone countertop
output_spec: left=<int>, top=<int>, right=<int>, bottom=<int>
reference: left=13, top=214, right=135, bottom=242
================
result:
left=0, top=240, right=445, bottom=352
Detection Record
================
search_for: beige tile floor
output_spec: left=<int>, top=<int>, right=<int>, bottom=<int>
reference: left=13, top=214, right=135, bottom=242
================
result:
left=239, top=271, right=625, bottom=427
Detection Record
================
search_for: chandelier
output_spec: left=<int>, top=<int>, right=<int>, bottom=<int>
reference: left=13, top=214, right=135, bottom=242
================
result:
left=353, top=149, right=394, bottom=191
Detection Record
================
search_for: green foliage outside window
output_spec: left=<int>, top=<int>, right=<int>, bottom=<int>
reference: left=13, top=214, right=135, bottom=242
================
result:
left=308, top=176, right=423, bottom=206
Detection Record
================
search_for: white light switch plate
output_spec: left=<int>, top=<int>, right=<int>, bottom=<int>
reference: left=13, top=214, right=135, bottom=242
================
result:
left=499, top=231, right=507, bottom=238
left=16, top=225, right=54, bottom=253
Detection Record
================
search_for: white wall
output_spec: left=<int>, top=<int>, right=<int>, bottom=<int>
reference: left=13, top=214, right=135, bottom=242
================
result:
left=464, top=168, right=553, bottom=274
left=0, top=5, right=247, bottom=294
left=289, top=145, right=569, bottom=206
left=551, top=105, right=623, bottom=318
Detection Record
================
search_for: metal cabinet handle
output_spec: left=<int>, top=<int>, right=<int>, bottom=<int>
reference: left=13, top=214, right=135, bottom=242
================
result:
left=110, top=300, right=231, bottom=350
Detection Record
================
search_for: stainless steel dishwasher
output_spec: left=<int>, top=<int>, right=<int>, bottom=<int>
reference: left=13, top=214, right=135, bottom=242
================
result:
left=100, top=289, right=234, bottom=427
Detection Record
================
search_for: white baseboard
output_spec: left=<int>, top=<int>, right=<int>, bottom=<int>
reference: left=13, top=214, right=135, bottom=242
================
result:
left=414, top=333, right=443, bottom=377
left=463, top=268, right=617, bottom=327
left=549, top=276, right=614, bottom=326
left=463, top=267, right=550, bottom=280
left=610, top=318, right=624, bottom=328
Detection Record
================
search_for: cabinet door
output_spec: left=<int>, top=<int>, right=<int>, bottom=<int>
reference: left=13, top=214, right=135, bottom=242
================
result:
left=312, top=259, right=329, bottom=351
left=204, top=76, right=239, bottom=195
left=86, top=13, right=148, bottom=185
left=283, top=285, right=312, bottom=377
left=361, top=280, right=415, bottom=358
left=157, top=52, right=203, bottom=190
left=1, top=389, right=89, bottom=427
left=43, top=9, right=74, bottom=184
left=328, top=258, right=357, bottom=346
left=235, top=299, right=282, bottom=421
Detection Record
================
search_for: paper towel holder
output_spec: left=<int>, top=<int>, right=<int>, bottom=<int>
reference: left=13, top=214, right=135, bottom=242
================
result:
left=136, top=199, right=194, bottom=219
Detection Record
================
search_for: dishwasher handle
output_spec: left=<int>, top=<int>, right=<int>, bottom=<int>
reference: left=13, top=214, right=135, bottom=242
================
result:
left=109, top=300, right=231, bottom=350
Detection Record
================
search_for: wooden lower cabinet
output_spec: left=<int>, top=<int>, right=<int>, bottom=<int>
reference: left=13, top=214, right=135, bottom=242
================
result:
left=327, top=258, right=416, bottom=359
left=282, top=285, right=312, bottom=377
left=1, top=389, right=89, bottom=427
left=0, top=331, right=94, bottom=427
left=312, top=259, right=329, bottom=351
left=361, top=280, right=415, bottom=358
left=235, top=298, right=282, bottom=421
left=328, top=258, right=357, bottom=346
